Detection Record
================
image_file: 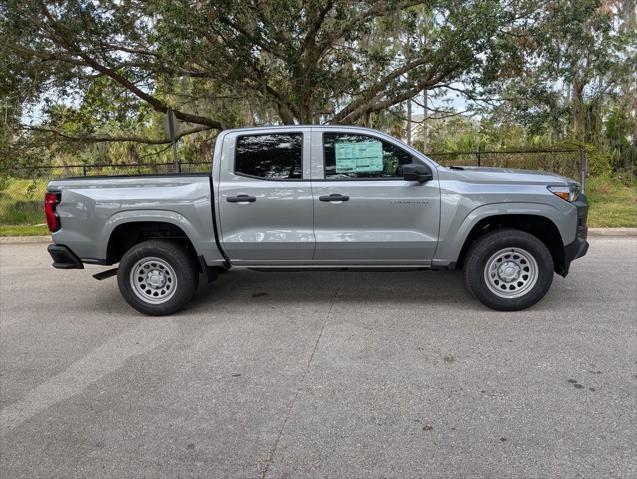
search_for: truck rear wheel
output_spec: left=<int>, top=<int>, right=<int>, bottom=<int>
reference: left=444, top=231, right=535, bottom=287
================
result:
left=117, top=239, right=198, bottom=315
left=464, top=229, right=553, bottom=311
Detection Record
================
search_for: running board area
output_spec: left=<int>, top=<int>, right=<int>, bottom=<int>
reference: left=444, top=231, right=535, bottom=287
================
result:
left=247, top=267, right=437, bottom=272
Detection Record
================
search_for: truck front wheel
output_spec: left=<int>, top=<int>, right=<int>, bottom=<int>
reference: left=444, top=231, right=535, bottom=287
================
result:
left=464, top=229, right=554, bottom=311
left=117, top=239, right=199, bottom=315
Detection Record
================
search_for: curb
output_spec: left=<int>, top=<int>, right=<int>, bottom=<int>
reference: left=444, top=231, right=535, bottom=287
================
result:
left=0, top=236, right=52, bottom=244
left=1, top=229, right=636, bottom=245
left=588, top=228, right=637, bottom=237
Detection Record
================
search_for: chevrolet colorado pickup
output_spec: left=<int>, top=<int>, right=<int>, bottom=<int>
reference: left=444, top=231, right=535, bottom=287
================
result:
left=45, top=126, right=588, bottom=315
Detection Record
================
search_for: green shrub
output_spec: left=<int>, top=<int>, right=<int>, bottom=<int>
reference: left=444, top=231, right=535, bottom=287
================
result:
left=555, top=141, right=612, bottom=178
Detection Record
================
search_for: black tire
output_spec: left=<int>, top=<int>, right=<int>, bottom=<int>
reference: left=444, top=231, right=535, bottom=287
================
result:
left=464, top=229, right=554, bottom=311
left=117, top=239, right=199, bottom=315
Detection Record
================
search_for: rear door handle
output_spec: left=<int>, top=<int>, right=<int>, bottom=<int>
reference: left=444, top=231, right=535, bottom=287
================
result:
left=319, top=194, right=349, bottom=202
left=227, top=194, right=256, bottom=203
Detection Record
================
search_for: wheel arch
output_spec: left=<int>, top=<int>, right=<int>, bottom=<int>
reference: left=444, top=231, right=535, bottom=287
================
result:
left=454, top=214, right=566, bottom=274
left=104, top=217, right=200, bottom=266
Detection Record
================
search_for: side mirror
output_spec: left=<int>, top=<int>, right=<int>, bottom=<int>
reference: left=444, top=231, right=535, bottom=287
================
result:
left=402, top=164, right=432, bottom=183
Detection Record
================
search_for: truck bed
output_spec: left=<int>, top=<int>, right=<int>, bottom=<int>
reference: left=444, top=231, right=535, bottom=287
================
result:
left=47, top=174, right=226, bottom=266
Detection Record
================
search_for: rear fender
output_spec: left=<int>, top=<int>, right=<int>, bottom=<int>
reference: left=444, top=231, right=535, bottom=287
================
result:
left=91, top=210, right=224, bottom=265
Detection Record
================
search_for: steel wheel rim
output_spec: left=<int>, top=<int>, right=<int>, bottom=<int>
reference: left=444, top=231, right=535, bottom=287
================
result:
left=484, top=247, right=538, bottom=299
left=130, top=257, right=177, bottom=304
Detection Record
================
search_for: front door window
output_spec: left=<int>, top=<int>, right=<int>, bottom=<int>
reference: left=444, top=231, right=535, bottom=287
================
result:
left=323, top=132, right=414, bottom=179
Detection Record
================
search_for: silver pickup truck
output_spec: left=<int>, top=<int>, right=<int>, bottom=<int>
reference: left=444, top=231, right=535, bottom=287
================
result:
left=45, top=125, right=588, bottom=315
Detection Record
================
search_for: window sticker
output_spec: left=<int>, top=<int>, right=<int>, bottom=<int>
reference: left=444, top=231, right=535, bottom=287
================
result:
left=335, top=140, right=383, bottom=173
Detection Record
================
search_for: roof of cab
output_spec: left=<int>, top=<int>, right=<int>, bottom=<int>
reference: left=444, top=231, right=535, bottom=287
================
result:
left=220, top=124, right=386, bottom=134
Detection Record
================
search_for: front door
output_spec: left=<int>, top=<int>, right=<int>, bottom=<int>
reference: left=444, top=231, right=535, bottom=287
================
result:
left=311, top=130, right=440, bottom=264
left=218, top=130, right=314, bottom=263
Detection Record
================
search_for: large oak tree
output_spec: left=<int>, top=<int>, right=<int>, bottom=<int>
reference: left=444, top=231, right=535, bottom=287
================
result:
left=1, top=0, right=527, bottom=146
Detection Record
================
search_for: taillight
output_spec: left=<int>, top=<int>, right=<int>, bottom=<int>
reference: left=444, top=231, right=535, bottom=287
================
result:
left=44, top=192, right=61, bottom=232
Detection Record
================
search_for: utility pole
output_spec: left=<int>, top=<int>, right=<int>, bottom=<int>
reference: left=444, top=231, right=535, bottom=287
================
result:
left=165, top=107, right=180, bottom=173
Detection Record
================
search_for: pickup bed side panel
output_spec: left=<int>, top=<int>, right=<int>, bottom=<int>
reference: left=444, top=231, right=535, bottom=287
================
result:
left=48, top=175, right=226, bottom=265
left=433, top=171, right=578, bottom=266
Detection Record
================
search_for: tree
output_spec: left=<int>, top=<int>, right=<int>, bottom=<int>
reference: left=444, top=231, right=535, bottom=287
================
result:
left=1, top=0, right=529, bottom=151
left=488, top=1, right=636, bottom=150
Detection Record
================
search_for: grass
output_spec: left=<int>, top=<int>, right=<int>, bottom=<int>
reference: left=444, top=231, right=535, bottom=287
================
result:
left=0, top=178, right=49, bottom=227
left=0, top=175, right=634, bottom=236
left=0, top=178, right=51, bottom=236
left=586, top=176, right=637, bottom=228
left=0, top=224, right=49, bottom=236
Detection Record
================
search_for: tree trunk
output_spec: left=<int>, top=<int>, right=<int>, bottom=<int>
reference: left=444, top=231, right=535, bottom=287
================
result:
left=572, top=79, right=585, bottom=142
left=362, top=111, right=370, bottom=127
left=247, top=101, right=257, bottom=127
left=406, top=99, right=412, bottom=145
left=277, top=102, right=296, bottom=125
left=633, top=81, right=637, bottom=147
left=298, top=103, right=312, bottom=124
left=126, top=144, right=139, bottom=165
left=422, top=89, right=429, bottom=151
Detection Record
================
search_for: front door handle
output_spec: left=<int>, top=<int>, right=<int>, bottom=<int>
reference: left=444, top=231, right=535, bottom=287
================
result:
left=319, top=194, right=350, bottom=202
left=227, top=194, right=256, bottom=203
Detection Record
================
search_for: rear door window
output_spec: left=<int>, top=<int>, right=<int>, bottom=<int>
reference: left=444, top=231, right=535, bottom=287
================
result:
left=235, top=133, right=303, bottom=179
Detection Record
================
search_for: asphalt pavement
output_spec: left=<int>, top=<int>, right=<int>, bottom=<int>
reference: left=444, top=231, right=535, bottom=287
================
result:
left=1, top=238, right=636, bottom=478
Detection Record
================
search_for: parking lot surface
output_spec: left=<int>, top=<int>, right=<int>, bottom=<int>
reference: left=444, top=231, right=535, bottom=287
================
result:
left=1, top=238, right=636, bottom=478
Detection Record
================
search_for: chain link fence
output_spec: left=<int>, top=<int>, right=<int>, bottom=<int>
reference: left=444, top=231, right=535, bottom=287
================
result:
left=1, top=149, right=586, bottom=232
left=428, top=148, right=585, bottom=185
left=0, top=162, right=211, bottom=231
left=3, top=161, right=212, bottom=178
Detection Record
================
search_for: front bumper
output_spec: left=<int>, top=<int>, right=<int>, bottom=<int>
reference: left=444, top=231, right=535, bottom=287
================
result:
left=48, top=244, right=84, bottom=269
left=559, top=194, right=588, bottom=276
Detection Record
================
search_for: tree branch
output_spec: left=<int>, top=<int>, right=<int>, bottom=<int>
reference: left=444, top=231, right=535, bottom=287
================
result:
left=330, top=57, right=430, bottom=122
left=22, top=125, right=213, bottom=145
left=332, top=61, right=463, bottom=123
left=301, top=0, right=335, bottom=53
left=216, top=16, right=288, bottom=61
left=37, top=1, right=225, bottom=130
left=315, top=0, right=428, bottom=59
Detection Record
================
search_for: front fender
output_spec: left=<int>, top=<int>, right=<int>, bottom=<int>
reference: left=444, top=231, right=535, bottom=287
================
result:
left=433, top=202, right=576, bottom=266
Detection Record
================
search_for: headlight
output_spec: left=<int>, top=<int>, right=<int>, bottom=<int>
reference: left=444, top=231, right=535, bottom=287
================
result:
left=548, top=184, right=580, bottom=202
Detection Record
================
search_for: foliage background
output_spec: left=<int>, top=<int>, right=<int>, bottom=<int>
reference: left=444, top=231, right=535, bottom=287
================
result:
left=0, top=0, right=635, bottom=232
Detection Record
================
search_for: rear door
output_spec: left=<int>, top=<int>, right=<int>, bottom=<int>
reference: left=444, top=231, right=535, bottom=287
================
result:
left=217, top=129, right=314, bottom=264
left=310, top=128, right=440, bottom=264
